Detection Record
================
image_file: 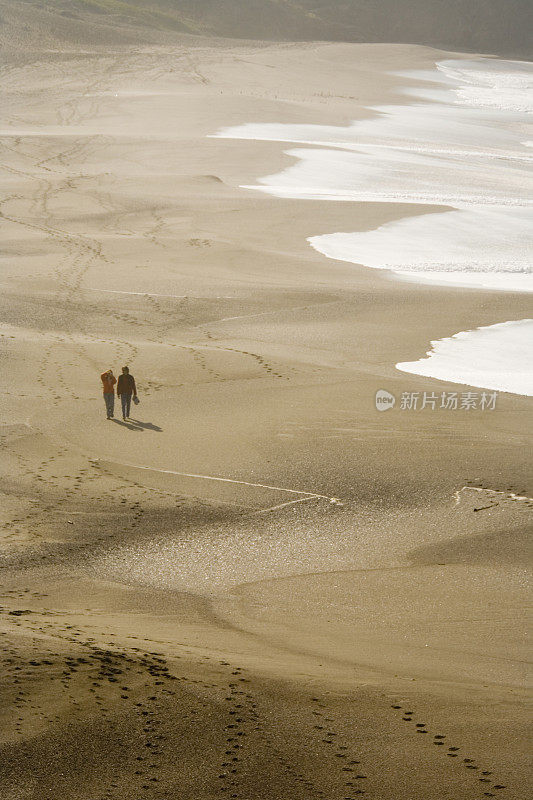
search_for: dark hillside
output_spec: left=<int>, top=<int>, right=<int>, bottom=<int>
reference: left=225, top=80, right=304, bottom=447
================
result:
left=1, top=0, right=531, bottom=57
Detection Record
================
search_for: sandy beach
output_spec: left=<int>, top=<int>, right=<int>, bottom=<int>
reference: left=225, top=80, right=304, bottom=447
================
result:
left=1, top=18, right=531, bottom=800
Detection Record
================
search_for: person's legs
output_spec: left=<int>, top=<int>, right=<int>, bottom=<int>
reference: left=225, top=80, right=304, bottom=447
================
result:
left=104, top=393, right=114, bottom=418
left=121, top=393, right=129, bottom=419
left=125, top=393, right=132, bottom=418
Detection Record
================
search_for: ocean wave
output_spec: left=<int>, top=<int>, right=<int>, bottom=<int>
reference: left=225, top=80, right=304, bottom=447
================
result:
left=212, top=57, right=532, bottom=295
left=396, top=320, right=533, bottom=396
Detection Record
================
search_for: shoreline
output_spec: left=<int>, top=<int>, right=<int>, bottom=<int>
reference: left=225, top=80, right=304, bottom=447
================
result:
left=210, top=52, right=532, bottom=398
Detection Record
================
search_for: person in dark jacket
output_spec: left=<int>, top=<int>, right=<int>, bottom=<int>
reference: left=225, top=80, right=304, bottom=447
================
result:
left=101, top=369, right=116, bottom=419
left=116, top=366, right=137, bottom=420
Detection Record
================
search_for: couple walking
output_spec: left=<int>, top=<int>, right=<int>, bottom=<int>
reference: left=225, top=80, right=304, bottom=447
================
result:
left=101, top=366, right=138, bottom=420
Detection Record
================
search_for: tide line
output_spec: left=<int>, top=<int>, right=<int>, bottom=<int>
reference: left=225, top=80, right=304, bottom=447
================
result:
left=98, top=459, right=343, bottom=504
left=251, top=496, right=319, bottom=515
left=89, top=288, right=187, bottom=298
left=88, top=288, right=235, bottom=299
left=453, top=486, right=533, bottom=505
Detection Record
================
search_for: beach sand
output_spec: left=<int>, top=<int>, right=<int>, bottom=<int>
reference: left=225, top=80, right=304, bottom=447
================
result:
left=1, top=33, right=531, bottom=800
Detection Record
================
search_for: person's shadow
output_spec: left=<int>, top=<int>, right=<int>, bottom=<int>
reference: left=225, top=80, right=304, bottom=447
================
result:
left=129, top=418, right=163, bottom=432
left=111, top=418, right=162, bottom=432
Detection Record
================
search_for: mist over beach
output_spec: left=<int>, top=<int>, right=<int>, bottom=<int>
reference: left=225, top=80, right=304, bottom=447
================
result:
left=0, top=2, right=531, bottom=799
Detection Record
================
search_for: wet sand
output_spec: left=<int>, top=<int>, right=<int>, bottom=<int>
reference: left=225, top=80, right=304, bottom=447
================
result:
left=1, top=34, right=532, bottom=800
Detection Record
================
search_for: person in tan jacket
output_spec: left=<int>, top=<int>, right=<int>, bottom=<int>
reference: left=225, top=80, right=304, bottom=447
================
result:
left=100, top=370, right=116, bottom=419
left=116, top=366, right=137, bottom=420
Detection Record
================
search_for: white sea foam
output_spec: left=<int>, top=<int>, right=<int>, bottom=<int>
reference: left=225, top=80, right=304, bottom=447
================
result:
left=396, top=320, right=533, bottom=396
left=242, top=144, right=529, bottom=207
left=436, top=59, right=533, bottom=113
left=212, top=57, right=533, bottom=394
left=212, top=57, right=533, bottom=293
left=309, top=207, right=533, bottom=292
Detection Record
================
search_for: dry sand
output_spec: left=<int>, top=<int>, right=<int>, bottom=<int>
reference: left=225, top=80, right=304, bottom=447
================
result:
left=0, top=34, right=531, bottom=800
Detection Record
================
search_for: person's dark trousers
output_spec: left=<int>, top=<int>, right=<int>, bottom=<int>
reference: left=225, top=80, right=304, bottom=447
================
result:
left=121, top=393, right=132, bottom=418
left=104, top=393, right=114, bottom=418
